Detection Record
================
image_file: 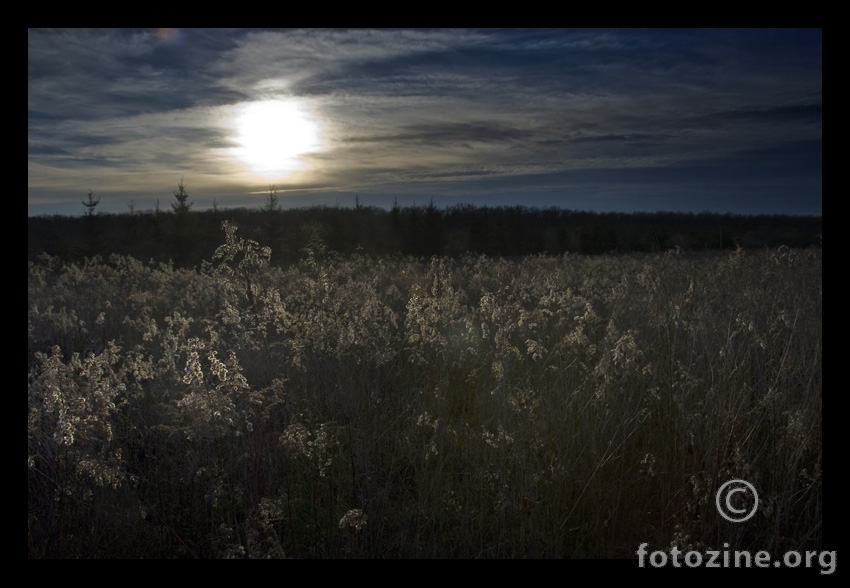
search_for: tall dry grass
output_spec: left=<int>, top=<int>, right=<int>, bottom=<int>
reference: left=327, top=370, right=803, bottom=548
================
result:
left=28, top=225, right=821, bottom=558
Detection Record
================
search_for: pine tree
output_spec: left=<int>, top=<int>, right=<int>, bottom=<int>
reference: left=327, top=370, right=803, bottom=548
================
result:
left=81, top=189, right=100, bottom=217
left=171, top=176, right=193, bottom=216
left=81, top=190, right=101, bottom=258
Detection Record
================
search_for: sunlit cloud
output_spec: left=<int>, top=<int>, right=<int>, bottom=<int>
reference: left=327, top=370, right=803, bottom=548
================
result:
left=154, top=28, right=182, bottom=45
left=225, top=98, right=324, bottom=180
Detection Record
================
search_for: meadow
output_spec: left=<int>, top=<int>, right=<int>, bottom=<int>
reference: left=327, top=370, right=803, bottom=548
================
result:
left=28, top=222, right=822, bottom=558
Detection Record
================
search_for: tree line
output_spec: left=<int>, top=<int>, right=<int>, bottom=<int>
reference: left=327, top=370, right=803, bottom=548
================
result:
left=29, top=189, right=822, bottom=267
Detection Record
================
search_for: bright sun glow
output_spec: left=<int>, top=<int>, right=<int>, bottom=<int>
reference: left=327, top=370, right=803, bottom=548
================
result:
left=228, top=99, right=322, bottom=179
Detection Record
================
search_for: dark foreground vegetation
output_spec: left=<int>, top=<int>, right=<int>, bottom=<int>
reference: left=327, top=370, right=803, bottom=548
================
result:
left=28, top=215, right=822, bottom=557
left=29, top=200, right=822, bottom=267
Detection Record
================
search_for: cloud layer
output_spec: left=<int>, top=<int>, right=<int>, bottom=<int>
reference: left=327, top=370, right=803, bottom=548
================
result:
left=28, top=28, right=822, bottom=216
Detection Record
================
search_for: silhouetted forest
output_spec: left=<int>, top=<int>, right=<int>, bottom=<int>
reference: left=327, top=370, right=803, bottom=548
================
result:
left=28, top=201, right=822, bottom=267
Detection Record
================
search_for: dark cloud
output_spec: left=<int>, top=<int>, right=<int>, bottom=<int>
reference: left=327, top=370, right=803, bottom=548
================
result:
left=717, top=102, right=823, bottom=124
left=569, top=133, right=661, bottom=144
left=344, top=121, right=533, bottom=146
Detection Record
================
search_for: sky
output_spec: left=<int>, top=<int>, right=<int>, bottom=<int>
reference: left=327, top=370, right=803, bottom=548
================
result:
left=28, top=28, right=822, bottom=217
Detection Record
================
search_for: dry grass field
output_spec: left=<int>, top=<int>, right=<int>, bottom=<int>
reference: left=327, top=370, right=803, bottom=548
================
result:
left=28, top=223, right=822, bottom=558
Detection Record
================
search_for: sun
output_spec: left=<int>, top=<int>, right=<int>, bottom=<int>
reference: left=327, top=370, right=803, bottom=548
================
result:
left=228, top=98, right=322, bottom=179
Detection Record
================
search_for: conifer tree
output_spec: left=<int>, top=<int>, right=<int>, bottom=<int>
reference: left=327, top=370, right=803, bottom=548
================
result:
left=171, top=176, right=193, bottom=216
